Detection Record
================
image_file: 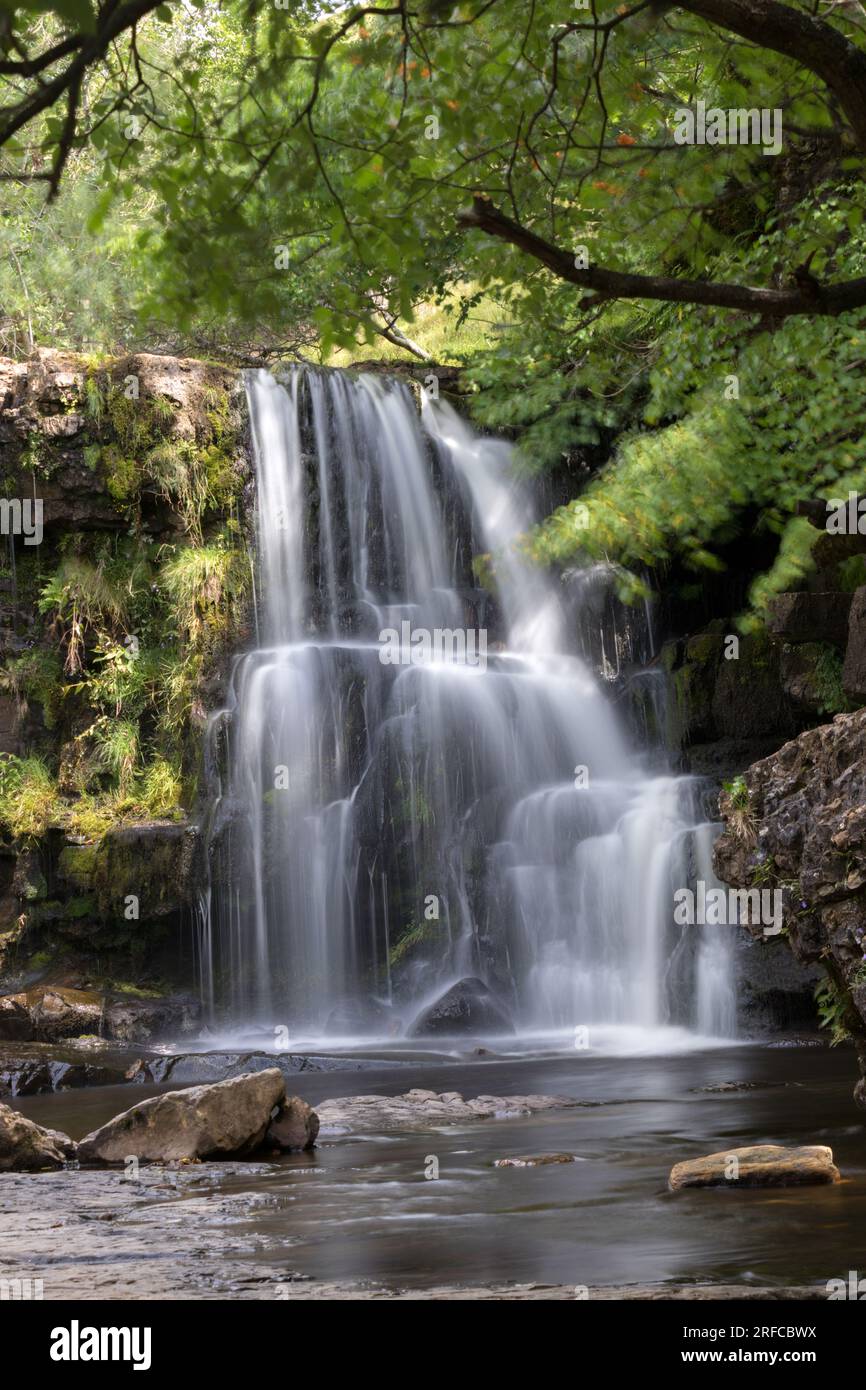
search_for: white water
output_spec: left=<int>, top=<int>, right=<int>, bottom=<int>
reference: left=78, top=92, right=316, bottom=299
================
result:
left=201, top=367, right=735, bottom=1046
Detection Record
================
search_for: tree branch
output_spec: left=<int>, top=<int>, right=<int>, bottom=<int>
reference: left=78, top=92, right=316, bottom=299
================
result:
left=676, top=0, right=866, bottom=149
left=458, top=195, right=866, bottom=317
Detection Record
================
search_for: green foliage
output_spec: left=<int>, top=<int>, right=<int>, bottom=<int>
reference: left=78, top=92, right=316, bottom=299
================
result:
left=815, top=976, right=852, bottom=1047
left=0, top=648, right=63, bottom=728
left=0, top=754, right=60, bottom=839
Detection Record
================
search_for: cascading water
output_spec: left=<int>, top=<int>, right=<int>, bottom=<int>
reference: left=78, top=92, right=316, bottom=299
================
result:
left=201, top=366, right=734, bottom=1045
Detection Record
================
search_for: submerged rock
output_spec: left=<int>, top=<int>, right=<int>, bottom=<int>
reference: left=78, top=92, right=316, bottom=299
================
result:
left=494, top=1153, right=578, bottom=1168
left=669, top=1144, right=840, bottom=1190
left=315, top=1090, right=576, bottom=1133
left=0, top=1100, right=76, bottom=1172
left=77, top=1068, right=288, bottom=1164
left=409, top=978, right=514, bottom=1036
left=266, top=1095, right=319, bottom=1151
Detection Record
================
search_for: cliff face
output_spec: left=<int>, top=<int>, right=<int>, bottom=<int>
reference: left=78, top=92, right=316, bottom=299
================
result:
left=0, top=349, right=248, bottom=999
left=713, top=708, right=866, bottom=1105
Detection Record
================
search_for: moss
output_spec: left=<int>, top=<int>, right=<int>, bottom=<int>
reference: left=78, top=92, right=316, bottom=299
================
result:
left=812, top=644, right=853, bottom=715
left=57, top=843, right=99, bottom=888
left=102, top=444, right=141, bottom=502
left=65, top=894, right=97, bottom=919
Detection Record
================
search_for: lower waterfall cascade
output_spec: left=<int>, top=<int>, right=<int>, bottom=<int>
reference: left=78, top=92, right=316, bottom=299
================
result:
left=199, top=366, right=736, bottom=1046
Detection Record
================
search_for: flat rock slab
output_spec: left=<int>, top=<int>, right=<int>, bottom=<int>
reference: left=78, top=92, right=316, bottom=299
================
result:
left=494, top=1153, right=578, bottom=1168
left=315, top=1090, right=577, bottom=1134
left=669, top=1144, right=840, bottom=1190
left=130, top=1050, right=407, bottom=1087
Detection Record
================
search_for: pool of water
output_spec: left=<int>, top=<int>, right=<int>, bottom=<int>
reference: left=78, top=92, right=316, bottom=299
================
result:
left=5, top=1042, right=864, bottom=1296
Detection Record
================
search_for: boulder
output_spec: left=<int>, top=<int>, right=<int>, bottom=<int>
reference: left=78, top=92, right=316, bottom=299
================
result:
left=102, top=993, right=201, bottom=1043
left=767, top=592, right=851, bottom=647
left=669, top=1144, right=840, bottom=1190
left=409, top=977, right=514, bottom=1036
left=77, top=1067, right=286, bottom=1164
left=0, top=1101, right=75, bottom=1171
left=266, top=1095, right=319, bottom=1151
left=0, top=987, right=104, bottom=1041
left=0, top=994, right=31, bottom=1041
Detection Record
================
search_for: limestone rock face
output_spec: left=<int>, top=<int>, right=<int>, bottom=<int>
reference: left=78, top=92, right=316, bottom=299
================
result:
left=77, top=1068, right=287, bottom=1164
left=669, top=1144, right=840, bottom=1190
left=0, top=1100, right=75, bottom=1171
left=714, top=707, right=866, bottom=1104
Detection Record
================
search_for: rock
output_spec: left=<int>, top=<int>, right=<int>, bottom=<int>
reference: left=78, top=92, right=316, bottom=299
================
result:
left=315, top=1090, right=577, bottom=1133
left=713, top=706, right=866, bottom=1103
left=734, top=931, right=823, bottom=1034
left=77, top=1068, right=287, bottom=1164
left=494, top=1153, right=577, bottom=1167
left=842, top=585, right=866, bottom=701
left=0, top=986, right=103, bottom=1041
left=409, top=977, right=515, bottom=1036
left=669, top=1144, right=840, bottom=1190
left=0, top=987, right=201, bottom=1045
left=127, top=1049, right=407, bottom=1087
left=102, top=993, right=201, bottom=1043
left=767, top=592, right=851, bottom=647
left=266, top=1095, right=319, bottom=1151
left=0, top=1100, right=75, bottom=1171
left=0, top=994, right=31, bottom=1041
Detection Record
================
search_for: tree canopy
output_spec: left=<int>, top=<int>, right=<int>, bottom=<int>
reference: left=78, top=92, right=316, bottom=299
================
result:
left=3, top=0, right=866, bottom=618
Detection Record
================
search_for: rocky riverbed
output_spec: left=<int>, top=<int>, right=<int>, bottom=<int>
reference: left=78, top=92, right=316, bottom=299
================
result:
left=2, top=1041, right=864, bottom=1300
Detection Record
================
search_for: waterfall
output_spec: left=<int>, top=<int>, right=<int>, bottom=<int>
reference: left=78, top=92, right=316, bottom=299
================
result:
left=201, top=366, right=734, bottom=1045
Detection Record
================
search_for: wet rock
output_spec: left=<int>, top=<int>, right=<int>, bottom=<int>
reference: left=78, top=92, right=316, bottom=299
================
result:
left=315, top=1090, right=576, bottom=1133
left=669, top=1144, right=840, bottom=1190
left=128, top=1049, right=406, bottom=1087
left=266, top=1095, right=319, bottom=1151
left=0, top=1040, right=149, bottom=1097
left=842, top=585, right=866, bottom=701
left=409, top=977, right=514, bottom=1036
left=0, top=986, right=201, bottom=1045
left=0, top=986, right=103, bottom=1041
left=77, top=1068, right=287, bottom=1164
left=0, top=1100, right=76, bottom=1171
left=714, top=706, right=866, bottom=1103
left=494, top=1153, right=578, bottom=1168
left=0, top=994, right=31, bottom=1041
left=102, top=993, right=201, bottom=1044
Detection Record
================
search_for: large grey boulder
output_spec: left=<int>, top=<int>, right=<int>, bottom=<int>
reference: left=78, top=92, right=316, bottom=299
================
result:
left=0, top=1101, right=75, bottom=1171
left=77, top=1068, right=287, bottom=1164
